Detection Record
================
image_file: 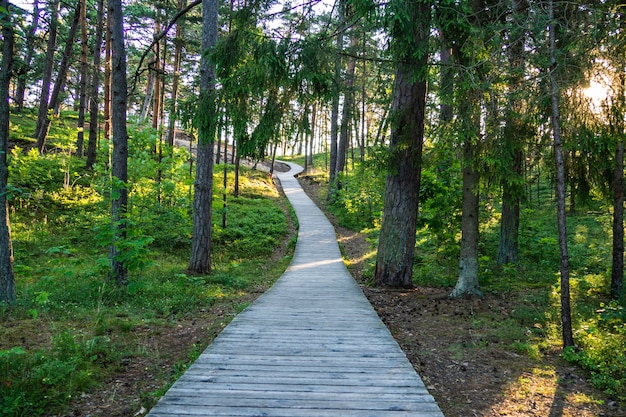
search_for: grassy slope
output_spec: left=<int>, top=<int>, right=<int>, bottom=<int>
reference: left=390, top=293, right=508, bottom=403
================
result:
left=0, top=111, right=296, bottom=416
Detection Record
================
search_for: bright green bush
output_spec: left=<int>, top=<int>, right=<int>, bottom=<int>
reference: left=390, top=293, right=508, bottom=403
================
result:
left=564, top=301, right=626, bottom=401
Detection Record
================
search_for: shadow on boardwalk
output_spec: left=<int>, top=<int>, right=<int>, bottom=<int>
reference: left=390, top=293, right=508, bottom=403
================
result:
left=146, top=162, right=445, bottom=417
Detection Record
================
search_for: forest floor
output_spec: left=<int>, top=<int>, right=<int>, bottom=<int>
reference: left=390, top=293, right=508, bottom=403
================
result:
left=299, top=175, right=625, bottom=417
left=54, top=166, right=625, bottom=417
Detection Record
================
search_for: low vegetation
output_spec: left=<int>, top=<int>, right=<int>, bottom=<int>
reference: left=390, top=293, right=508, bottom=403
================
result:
left=292, top=152, right=626, bottom=406
left=0, top=111, right=295, bottom=417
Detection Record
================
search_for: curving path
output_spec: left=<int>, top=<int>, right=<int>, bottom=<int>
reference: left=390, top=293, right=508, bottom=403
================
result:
left=146, top=162, right=444, bottom=417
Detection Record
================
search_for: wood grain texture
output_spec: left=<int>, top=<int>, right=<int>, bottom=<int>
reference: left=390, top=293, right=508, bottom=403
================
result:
left=146, top=162, right=445, bottom=417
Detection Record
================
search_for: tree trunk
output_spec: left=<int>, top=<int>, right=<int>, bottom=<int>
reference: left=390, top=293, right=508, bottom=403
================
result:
left=85, top=0, right=105, bottom=170
left=374, top=0, right=430, bottom=288
left=34, top=0, right=60, bottom=149
left=234, top=151, right=240, bottom=197
left=0, top=0, right=16, bottom=305
left=611, top=71, right=625, bottom=300
left=188, top=0, right=218, bottom=273
left=497, top=0, right=528, bottom=265
left=139, top=68, right=155, bottom=122
left=612, top=141, right=624, bottom=299
left=36, top=1, right=81, bottom=153
left=15, top=0, right=39, bottom=112
left=222, top=132, right=228, bottom=228
left=109, top=0, right=129, bottom=286
left=438, top=30, right=453, bottom=123
left=166, top=0, right=185, bottom=148
left=447, top=0, right=487, bottom=299
left=336, top=33, right=358, bottom=188
left=498, top=172, right=521, bottom=264
left=450, top=141, right=482, bottom=298
left=76, top=0, right=88, bottom=156
left=152, top=15, right=162, bottom=135
left=549, top=0, right=574, bottom=348
left=103, top=10, right=112, bottom=141
left=309, top=103, right=316, bottom=167
left=328, top=0, right=344, bottom=196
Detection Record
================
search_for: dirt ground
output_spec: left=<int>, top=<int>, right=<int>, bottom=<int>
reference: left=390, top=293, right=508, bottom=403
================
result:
left=53, top=169, right=625, bottom=417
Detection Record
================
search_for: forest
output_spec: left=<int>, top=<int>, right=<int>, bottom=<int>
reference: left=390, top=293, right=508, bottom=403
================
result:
left=0, top=0, right=625, bottom=416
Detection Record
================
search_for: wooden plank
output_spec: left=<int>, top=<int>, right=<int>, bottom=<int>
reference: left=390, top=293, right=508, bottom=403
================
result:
left=149, top=407, right=444, bottom=417
left=156, top=396, right=443, bottom=411
left=166, top=382, right=428, bottom=395
left=166, top=387, right=431, bottom=398
left=145, top=162, right=444, bottom=417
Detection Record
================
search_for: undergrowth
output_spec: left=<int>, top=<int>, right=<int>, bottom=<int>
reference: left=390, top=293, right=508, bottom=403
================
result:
left=287, top=149, right=626, bottom=403
left=1, top=112, right=294, bottom=417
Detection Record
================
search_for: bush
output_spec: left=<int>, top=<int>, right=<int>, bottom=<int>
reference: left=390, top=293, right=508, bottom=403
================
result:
left=0, top=332, right=118, bottom=417
left=564, top=301, right=626, bottom=401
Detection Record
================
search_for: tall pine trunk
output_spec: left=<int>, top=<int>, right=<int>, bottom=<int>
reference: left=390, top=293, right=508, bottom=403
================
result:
left=166, top=0, right=185, bottom=147
left=0, top=0, right=16, bottom=304
left=309, top=102, right=316, bottom=167
left=103, top=12, right=112, bottom=141
left=85, top=0, right=105, bottom=170
left=188, top=0, right=218, bottom=273
left=336, top=33, right=358, bottom=188
left=35, top=1, right=81, bottom=153
left=448, top=0, right=489, bottom=299
left=497, top=0, right=528, bottom=265
left=328, top=0, right=344, bottom=196
left=76, top=0, right=88, bottom=156
left=139, top=68, right=155, bottom=122
left=611, top=72, right=625, bottom=300
left=152, top=15, right=162, bottom=136
left=612, top=141, right=624, bottom=299
left=15, top=0, right=39, bottom=112
left=34, top=0, right=59, bottom=149
left=450, top=140, right=482, bottom=298
left=109, top=0, right=129, bottom=286
left=374, top=0, right=430, bottom=288
left=549, top=0, right=574, bottom=348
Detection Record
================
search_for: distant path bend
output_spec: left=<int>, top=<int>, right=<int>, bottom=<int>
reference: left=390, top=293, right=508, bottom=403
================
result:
left=146, top=162, right=445, bottom=417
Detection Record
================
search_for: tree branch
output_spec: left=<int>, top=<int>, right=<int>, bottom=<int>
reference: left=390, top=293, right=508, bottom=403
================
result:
left=130, top=0, right=202, bottom=95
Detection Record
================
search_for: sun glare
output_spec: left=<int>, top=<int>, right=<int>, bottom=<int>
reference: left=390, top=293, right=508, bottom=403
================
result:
left=585, top=80, right=608, bottom=102
left=584, top=76, right=611, bottom=113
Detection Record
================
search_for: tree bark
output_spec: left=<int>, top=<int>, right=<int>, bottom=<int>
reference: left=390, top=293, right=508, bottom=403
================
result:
left=0, top=0, right=16, bottom=305
left=374, top=0, right=430, bottom=288
left=103, top=11, right=112, bottom=141
left=35, top=1, right=81, bottom=153
left=450, top=141, right=482, bottom=298
left=328, top=0, right=344, bottom=196
left=139, top=68, right=155, bottom=122
left=152, top=15, right=162, bottom=134
left=309, top=102, right=316, bottom=167
left=336, top=33, right=358, bottom=188
left=76, top=0, right=88, bottom=156
left=612, top=141, right=624, bottom=299
left=188, top=0, right=218, bottom=273
left=549, top=0, right=574, bottom=348
left=15, top=0, right=39, bottom=112
left=447, top=0, right=487, bottom=299
left=85, top=0, right=105, bottom=170
left=34, top=0, right=60, bottom=149
left=611, top=71, right=625, bottom=300
left=166, top=0, right=186, bottom=148
left=109, top=0, right=129, bottom=286
left=497, top=0, right=528, bottom=265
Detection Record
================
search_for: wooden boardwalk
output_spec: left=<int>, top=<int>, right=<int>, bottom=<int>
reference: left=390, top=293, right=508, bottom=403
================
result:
left=146, top=162, right=444, bottom=417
